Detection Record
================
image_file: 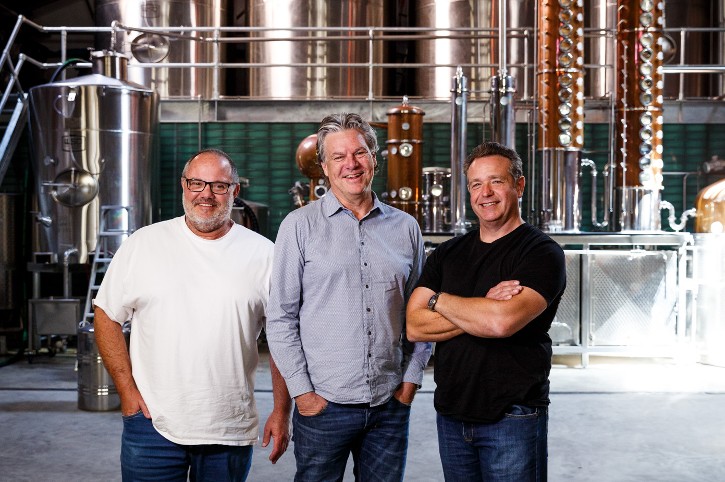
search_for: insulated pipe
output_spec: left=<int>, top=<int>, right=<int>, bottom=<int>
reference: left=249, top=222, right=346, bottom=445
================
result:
left=659, top=201, right=696, bottom=232
left=581, top=158, right=610, bottom=229
left=450, top=66, right=469, bottom=236
left=490, top=74, right=516, bottom=149
left=490, top=0, right=516, bottom=149
left=498, top=0, right=508, bottom=77
left=62, top=247, right=78, bottom=298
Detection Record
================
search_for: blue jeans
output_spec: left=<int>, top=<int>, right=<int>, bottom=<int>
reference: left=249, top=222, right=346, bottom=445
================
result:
left=121, top=411, right=253, bottom=482
left=292, top=397, right=412, bottom=482
left=436, top=405, right=548, bottom=482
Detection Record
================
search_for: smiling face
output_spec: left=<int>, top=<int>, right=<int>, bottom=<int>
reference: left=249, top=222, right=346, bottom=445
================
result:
left=320, top=129, right=376, bottom=206
left=181, top=152, right=240, bottom=239
left=467, top=154, right=525, bottom=233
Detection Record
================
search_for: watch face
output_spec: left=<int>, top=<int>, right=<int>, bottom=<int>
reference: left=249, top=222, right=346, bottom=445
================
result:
left=428, top=293, right=439, bottom=311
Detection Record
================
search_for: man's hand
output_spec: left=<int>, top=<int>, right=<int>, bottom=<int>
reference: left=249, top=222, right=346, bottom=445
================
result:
left=393, top=382, right=418, bottom=406
left=485, top=280, right=522, bottom=300
left=294, top=392, right=328, bottom=416
left=262, top=408, right=290, bottom=463
left=119, top=387, right=150, bottom=418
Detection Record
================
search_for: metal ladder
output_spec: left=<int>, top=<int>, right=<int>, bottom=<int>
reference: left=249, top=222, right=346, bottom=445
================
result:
left=81, top=205, right=134, bottom=324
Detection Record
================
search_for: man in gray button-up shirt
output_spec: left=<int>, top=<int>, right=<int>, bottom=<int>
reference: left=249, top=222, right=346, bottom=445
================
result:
left=266, top=112, right=432, bottom=482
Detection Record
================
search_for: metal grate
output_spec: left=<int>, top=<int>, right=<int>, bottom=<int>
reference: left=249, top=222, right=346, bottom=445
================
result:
left=551, top=253, right=581, bottom=345
left=589, top=250, right=678, bottom=346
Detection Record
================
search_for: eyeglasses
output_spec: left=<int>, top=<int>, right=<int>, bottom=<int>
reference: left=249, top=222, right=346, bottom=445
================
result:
left=183, top=178, right=236, bottom=194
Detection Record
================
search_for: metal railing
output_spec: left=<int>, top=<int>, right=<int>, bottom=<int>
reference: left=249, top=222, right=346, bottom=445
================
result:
left=2, top=16, right=724, bottom=111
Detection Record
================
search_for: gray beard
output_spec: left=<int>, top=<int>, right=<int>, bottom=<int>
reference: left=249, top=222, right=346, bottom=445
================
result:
left=182, top=196, right=234, bottom=233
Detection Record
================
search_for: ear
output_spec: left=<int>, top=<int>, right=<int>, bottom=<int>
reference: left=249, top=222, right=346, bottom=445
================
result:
left=233, top=183, right=241, bottom=198
left=516, top=176, right=526, bottom=198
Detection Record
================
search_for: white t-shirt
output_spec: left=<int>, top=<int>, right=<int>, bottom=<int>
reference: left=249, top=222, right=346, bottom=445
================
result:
left=94, top=216, right=274, bottom=446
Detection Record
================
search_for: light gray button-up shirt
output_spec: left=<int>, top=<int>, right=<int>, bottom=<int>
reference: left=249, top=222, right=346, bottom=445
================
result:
left=266, top=192, right=432, bottom=406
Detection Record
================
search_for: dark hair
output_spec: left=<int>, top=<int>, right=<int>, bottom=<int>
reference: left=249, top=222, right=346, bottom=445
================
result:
left=464, top=142, right=523, bottom=181
left=182, top=148, right=239, bottom=183
left=316, top=113, right=378, bottom=166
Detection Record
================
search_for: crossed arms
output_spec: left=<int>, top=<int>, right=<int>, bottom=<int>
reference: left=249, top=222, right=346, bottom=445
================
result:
left=406, top=281, right=548, bottom=342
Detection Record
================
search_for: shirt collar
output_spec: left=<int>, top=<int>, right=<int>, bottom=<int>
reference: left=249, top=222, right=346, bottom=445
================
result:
left=321, top=191, right=387, bottom=219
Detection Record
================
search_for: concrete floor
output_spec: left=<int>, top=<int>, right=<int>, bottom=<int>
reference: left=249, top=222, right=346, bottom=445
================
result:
left=1, top=350, right=725, bottom=482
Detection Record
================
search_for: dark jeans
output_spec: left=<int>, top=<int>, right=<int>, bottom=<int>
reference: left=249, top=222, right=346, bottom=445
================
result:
left=436, top=405, right=548, bottom=482
left=121, top=411, right=253, bottom=482
left=292, top=397, right=412, bottom=482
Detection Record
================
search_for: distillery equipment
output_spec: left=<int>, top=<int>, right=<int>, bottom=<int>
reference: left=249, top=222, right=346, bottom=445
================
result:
left=614, top=0, right=666, bottom=231
left=420, top=167, right=451, bottom=233
left=694, top=178, right=725, bottom=234
left=535, top=0, right=586, bottom=232
left=298, top=134, right=327, bottom=203
left=77, top=320, right=130, bottom=411
left=450, top=67, right=469, bottom=235
left=25, top=50, right=158, bottom=357
left=415, top=0, right=535, bottom=100
left=248, top=0, right=384, bottom=98
left=384, top=97, right=425, bottom=218
left=0, top=0, right=722, bottom=370
left=288, top=133, right=327, bottom=208
left=95, top=0, right=226, bottom=98
left=28, top=50, right=158, bottom=264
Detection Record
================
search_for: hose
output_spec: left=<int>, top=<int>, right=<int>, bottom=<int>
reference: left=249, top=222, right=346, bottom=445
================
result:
left=49, top=58, right=86, bottom=83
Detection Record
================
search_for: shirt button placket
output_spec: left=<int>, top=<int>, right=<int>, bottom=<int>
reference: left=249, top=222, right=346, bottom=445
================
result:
left=360, top=221, right=374, bottom=400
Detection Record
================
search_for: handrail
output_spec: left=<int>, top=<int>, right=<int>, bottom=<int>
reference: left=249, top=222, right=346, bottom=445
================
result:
left=1, top=15, right=724, bottom=106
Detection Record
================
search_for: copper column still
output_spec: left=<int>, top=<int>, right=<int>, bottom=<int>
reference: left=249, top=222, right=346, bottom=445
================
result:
left=615, top=0, right=666, bottom=231
left=292, top=133, right=327, bottom=207
left=695, top=178, right=725, bottom=234
left=536, top=0, right=585, bottom=232
left=385, top=97, right=425, bottom=218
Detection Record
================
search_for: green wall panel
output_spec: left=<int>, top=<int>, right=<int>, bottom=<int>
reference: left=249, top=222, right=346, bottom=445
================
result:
left=147, top=122, right=725, bottom=239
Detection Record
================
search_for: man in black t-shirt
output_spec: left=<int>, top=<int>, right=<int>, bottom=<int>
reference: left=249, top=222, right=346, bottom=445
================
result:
left=407, top=141, right=566, bottom=481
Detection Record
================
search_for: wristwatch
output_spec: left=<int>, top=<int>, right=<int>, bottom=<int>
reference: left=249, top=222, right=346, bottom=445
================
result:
left=427, top=292, right=442, bottom=312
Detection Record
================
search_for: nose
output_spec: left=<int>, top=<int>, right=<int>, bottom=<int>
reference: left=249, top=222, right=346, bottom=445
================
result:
left=343, top=152, right=360, bottom=168
left=480, top=182, right=494, bottom=196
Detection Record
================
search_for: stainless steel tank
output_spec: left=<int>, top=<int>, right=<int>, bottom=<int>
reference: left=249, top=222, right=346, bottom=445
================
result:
left=420, top=167, right=451, bottom=233
left=663, top=0, right=723, bottom=99
left=77, top=321, right=130, bottom=411
left=415, top=0, right=535, bottom=100
left=248, top=0, right=385, bottom=99
left=28, top=52, right=159, bottom=263
left=95, top=0, right=227, bottom=99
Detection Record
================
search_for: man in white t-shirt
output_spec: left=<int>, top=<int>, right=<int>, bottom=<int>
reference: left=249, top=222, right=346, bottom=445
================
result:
left=94, top=148, right=291, bottom=481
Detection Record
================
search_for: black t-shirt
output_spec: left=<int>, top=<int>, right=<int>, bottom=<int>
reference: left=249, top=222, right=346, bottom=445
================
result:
left=416, top=223, right=566, bottom=423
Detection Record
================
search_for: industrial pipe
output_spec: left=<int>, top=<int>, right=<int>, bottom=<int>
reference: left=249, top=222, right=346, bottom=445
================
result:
left=450, top=66, right=469, bottom=235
